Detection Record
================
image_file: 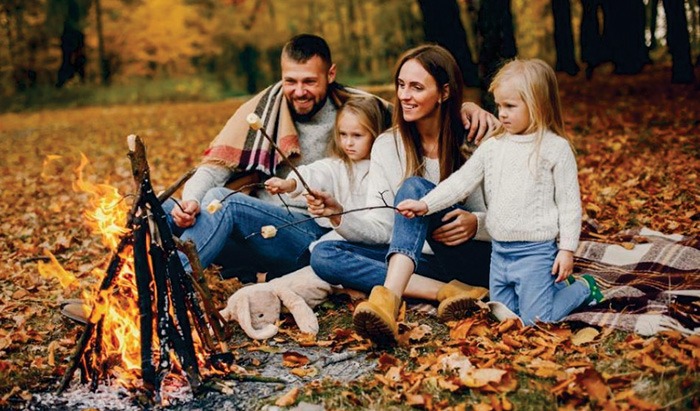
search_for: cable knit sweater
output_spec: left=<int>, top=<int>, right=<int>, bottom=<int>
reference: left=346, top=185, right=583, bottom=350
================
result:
left=335, top=130, right=490, bottom=248
left=420, top=131, right=581, bottom=251
left=287, top=158, right=369, bottom=235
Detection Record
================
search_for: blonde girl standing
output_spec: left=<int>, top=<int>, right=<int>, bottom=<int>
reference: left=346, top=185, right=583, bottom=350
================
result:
left=398, top=59, right=603, bottom=325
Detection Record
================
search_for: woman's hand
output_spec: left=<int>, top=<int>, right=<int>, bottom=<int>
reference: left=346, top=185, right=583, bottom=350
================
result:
left=171, top=200, right=200, bottom=228
left=552, top=250, right=574, bottom=283
left=461, top=102, right=499, bottom=145
left=431, top=209, right=477, bottom=246
left=305, top=190, right=344, bottom=226
left=396, top=199, right=428, bottom=219
left=265, top=177, right=296, bottom=195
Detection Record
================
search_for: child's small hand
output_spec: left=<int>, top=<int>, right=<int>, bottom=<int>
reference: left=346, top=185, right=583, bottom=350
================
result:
left=265, top=177, right=295, bottom=194
left=396, top=199, right=428, bottom=219
left=306, top=190, right=343, bottom=226
left=552, top=250, right=574, bottom=283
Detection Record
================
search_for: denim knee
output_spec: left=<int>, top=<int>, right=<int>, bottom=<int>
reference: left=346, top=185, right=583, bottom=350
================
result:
left=395, top=177, right=435, bottom=204
left=202, top=187, right=236, bottom=206
left=310, top=242, right=342, bottom=285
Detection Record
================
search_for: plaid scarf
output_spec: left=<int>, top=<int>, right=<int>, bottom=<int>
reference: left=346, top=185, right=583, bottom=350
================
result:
left=201, top=82, right=391, bottom=176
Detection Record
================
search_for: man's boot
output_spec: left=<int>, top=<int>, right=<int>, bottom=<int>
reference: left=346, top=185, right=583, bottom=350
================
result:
left=436, top=280, right=489, bottom=322
left=353, top=286, right=401, bottom=346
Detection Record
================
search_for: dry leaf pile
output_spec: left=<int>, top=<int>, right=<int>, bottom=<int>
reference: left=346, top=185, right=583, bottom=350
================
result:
left=0, top=64, right=698, bottom=409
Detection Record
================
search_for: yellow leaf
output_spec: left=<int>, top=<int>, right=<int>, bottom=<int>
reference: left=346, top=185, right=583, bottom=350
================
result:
left=571, top=327, right=599, bottom=346
left=290, top=366, right=318, bottom=378
left=275, top=387, right=299, bottom=407
left=460, top=368, right=507, bottom=388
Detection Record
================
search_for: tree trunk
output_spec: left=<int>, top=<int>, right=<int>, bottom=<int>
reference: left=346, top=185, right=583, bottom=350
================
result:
left=662, top=0, right=695, bottom=83
left=477, top=0, right=517, bottom=110
left=648, top=0, right=660, bottom=50
left=56, top=0, right=86, bottom=88
left=357, top=1, right=373, bottom=74
left=580, top=0, right=611, bottom=78
left=347, top=0, right=361, bottom=74
left=552, top=0, right=580, bottom=75
left=418, top=0, right=480, bottom=86
left=94, top=0, right=110, bottom=85
left=240, top=45, right=260, bottom=94
left=608, top=0, right=649, bottom=75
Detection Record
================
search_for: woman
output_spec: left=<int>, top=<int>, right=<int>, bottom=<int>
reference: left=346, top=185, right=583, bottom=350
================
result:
left=308, top=45, right=494, bottom=346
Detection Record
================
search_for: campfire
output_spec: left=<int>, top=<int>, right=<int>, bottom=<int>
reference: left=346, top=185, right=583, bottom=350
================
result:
left=51, top=136, right=256, bottom=405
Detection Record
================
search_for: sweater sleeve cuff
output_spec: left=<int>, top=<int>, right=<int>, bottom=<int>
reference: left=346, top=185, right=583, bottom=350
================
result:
left=287, top=176, right=304, bottom=198
left=558, top=238, right=579, bottom=252
left=472, top=211, right=491, bottom=242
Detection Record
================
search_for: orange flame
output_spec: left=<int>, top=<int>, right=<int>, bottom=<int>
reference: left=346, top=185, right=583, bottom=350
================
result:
left=71, top=154, right=143, bottom=384
left=46, top=154, right=218, bottom=391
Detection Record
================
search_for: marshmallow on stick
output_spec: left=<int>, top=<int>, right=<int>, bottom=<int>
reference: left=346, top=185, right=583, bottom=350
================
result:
left=246, top=113, right=313, bottom=195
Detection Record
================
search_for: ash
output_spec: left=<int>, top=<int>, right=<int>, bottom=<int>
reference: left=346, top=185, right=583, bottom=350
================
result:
left=29, top=384, right=140, bottom=411
left=29, top=340, right=376, bottom=410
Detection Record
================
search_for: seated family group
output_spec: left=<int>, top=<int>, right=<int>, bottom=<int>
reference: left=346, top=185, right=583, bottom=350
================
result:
left=166, top=34, right=604, bottom=346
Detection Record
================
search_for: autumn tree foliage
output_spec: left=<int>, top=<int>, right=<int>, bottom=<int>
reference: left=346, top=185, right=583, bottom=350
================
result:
left=0, top=0, right=698, bottom=98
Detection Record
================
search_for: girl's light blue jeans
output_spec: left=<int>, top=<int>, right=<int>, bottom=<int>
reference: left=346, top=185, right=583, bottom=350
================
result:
left=490, top=240, right=590, bottom=325
left=163, top=187, right=330, bottom=280
left=311, top=177, right=491, bottom=293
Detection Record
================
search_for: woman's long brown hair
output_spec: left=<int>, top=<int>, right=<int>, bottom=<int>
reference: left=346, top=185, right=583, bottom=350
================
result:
left=392, top=44, right=465, bottom=181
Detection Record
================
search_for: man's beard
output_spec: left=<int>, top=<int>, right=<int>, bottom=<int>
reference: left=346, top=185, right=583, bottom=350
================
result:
left=291, top=96, right=327, bottom=122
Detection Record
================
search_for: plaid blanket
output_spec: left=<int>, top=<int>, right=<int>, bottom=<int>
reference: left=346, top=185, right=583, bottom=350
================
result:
left=201, top=82, right=391, bottom=176
left=565, top=227, right=700, bottom=335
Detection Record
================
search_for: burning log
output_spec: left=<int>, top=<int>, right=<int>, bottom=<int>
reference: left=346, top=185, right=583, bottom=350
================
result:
left=58, top=135, right=266, bottom=404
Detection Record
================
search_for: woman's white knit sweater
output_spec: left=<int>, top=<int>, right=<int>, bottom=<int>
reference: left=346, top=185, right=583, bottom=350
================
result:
left=420, top=131, right=581, bottom=252
left=334, top=130, right=490, bottom=246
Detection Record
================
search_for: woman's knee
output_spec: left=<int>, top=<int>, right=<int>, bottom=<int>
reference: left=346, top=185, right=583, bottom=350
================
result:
left=310, top=242, right=341, bottom=282
left=395, top=177, right=435, bottom=203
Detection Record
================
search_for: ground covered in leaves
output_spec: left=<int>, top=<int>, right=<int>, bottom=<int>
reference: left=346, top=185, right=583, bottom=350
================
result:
left=0, top=63, right=698, bottom=410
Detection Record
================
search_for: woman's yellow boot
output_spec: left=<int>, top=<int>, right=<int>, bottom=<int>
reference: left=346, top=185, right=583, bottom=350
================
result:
left=436, top=280, right=489, bottom=321
left=353, top=286, right=401, bottom=346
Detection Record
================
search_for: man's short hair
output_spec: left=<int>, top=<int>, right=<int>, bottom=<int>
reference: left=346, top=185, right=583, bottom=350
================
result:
left=282, top=34, right=332, bottom=68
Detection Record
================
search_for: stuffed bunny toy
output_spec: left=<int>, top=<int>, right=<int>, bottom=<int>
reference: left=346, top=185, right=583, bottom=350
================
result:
left=219, top=266, right=333, bottom=340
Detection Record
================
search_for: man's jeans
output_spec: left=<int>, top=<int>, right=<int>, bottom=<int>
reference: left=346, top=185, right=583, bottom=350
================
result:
left=490, top=240, right=590, bottom=325
left=163, top=187, right=329, bottom=280
left=311, top=177, right=491, bottom=293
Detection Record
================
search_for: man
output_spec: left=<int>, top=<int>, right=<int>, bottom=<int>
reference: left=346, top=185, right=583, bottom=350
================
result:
left=169, top=34, right=391, bottom=282
left=170, top=33, right=496, bottom=283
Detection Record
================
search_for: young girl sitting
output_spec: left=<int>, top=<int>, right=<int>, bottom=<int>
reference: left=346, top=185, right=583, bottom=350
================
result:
left=397, top=58, right=603, bottom=325
left=265, top=96, right=385, bottom=246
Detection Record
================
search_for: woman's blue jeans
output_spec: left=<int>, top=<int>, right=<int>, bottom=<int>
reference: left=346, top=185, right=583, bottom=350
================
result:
left=311, top=177, right=491, bottom=293
left=163, top=187, right=329, bottom=280
left=490, top=240, right=590, bottom=325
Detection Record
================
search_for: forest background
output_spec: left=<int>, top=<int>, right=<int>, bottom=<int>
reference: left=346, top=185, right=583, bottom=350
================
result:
left=0, top=1, right=699, bottom=409
left=2, top=0, right=699, bottom=112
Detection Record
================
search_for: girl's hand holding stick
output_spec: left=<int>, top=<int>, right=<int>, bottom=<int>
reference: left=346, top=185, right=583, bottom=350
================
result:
left=396, top=199, right=428, bottom=219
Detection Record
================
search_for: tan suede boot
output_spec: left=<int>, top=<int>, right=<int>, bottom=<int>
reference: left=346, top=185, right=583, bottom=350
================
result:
left=353, top=286, right=401, bottom=346
left=436, top=280, right=489, bottom=322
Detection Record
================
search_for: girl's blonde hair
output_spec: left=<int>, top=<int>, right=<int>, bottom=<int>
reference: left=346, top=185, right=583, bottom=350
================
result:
left=392, top=45, right=466, bottom=181
left=327, top=96, right=385, bottom=178
left=488, top=59, right=573, bottom=158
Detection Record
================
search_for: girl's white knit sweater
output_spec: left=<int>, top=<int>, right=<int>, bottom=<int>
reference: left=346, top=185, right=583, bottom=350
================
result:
left=334, top=130, right=490, bottom=247
left=287, top=157, right=370, bottom=245
left=420, top=131, right=581, bottom=251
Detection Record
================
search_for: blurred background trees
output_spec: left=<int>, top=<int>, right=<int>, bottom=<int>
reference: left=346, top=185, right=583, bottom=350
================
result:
left=0, top=0, right=698, bottom=109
